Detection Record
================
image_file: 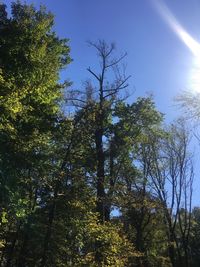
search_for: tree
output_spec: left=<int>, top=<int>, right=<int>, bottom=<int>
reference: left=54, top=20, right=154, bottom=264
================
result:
left=1, top=2, right=198, bottom=266
left=147, top=121, right=194, bottom=267
left=116, top=102, right=170, bottom=267
left=67, top=41, right=166, bottom=265
left=189, top=207, right=200, bottom=267
left=0, top=2, right=71, bottom=266
left=86, top=40, right=130, bottom=223
left=68, top=40, right=130, bottom=223
left=176, top=91, right=200, bottom=120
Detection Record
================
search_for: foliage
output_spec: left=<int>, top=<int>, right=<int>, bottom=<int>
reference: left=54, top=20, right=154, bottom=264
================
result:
left=0, top=2, right=199, bottom=267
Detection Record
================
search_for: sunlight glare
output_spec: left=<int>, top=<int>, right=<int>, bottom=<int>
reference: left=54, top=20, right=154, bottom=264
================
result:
left=152, top=0, right=200, bottom=92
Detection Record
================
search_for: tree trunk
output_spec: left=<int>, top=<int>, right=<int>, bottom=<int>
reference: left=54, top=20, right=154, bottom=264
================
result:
left=17, top=216, right=32, bottom=267
left=40, top=187, right=58, bottom=267
left=95, top=128, right=106, bottom=223
left=5, top=223, right=21, bottom=267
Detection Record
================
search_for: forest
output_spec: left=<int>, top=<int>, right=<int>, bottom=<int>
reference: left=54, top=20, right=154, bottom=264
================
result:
left=0, top=1, right=200, bottom=267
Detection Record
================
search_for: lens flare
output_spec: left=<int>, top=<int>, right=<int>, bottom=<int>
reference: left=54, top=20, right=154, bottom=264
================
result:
left=152, top=0, right=200, bottom=92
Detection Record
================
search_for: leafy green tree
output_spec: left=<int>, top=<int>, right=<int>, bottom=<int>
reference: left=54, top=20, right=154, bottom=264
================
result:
left=114, top=100, right=171, bottom=266
left=0, top=2, right=71, bottom=266
left=189, top=207, right=200, bottom=267
left=1, top=2, right=198, bottom=267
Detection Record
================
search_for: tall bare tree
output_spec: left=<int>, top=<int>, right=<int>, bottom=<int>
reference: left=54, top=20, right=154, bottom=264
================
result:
left=67, top=40, right=130, bottom=223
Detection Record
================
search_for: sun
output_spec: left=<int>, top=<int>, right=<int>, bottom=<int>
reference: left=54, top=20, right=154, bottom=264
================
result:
left=152, top=0, right=200, bottom=93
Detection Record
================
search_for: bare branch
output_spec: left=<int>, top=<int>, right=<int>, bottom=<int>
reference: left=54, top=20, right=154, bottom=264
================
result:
left=88, top=40, right=115, bottom=59
left=105, top=52, right=127, bottom=69
left=66, top=98, right=87, bottom=104
left=87, top=67, right=100, bottom=81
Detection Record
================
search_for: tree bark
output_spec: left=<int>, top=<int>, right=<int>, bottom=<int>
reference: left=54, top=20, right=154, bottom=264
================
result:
left=40, top=185, right=58, bottom=267
left=95, top=128, right=106, bottom=223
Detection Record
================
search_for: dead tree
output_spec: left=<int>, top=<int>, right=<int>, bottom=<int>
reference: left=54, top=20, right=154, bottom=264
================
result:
left=67, top=40, right=130, bottom=223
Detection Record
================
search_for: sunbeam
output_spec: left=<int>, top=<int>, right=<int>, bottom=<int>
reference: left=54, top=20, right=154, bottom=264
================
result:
left=152, top=0, right=200, bottom=92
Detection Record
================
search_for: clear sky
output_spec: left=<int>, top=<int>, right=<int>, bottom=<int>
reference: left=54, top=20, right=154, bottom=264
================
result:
left=4, top=0, right=200, bottom=205
left=4, top=0, right=200, bottom=116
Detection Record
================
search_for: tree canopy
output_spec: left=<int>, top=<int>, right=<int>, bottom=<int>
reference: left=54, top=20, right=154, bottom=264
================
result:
left=0, top=2, right=199, bottom=267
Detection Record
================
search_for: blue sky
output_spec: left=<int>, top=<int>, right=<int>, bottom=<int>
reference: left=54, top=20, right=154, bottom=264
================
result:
left=4, top=0, right=200, bottom=117
left=4, top=0, right=200, bottom=205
